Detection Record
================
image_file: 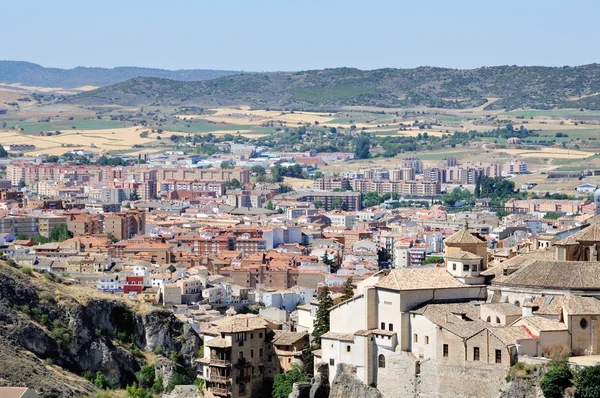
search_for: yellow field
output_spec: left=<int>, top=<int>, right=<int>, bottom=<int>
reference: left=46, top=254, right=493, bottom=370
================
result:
left=494, top=147, right=594, bottom=159
left=176, top=107, right=336, bottom=127
left=284, top=177, right=313, bottom=190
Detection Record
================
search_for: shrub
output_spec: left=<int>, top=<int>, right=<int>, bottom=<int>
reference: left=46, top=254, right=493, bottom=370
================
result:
left=540, top=361, right=573, bottom=398
left=135, top=365, right=155, bottom=389
left=50, top=320, right=73, bottom=347
left=193, top=378, right=204, bottom=392
left=21, top=267, right=33, bottom=275
left=272, top=365, right=306, bottom=398
left=153, top=346, right=164, bottom=356
left=131, top=346, right=142, bottom=357
left=125, top=385, right=153, bottom=398
left=167, top=372, right=192, bottom=392
left=152, top=375, right=164, bottom=394
left=169, top=351, right=182, bottom=363
left=574, top=364, right=600, bottom=398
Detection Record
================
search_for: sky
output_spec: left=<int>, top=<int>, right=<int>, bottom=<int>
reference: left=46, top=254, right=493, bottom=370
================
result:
left=1, top=0, right=599, bottom=72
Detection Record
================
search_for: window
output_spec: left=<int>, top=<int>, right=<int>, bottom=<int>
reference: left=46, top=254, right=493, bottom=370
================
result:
left=496, top=316, right=501, bottom=324
left=486, top=316, right=491, bottom=322
left=329, top=358, right=335, bottom=366
left=259, top=332, right=263, bottom=339
left=378, top=354, right=385, bottom=368
left=414, top=334, right=418, bottom=343
left=474, top=347, right=480, bottom=361
left=268, top=355, right=272, bottom=362
left=250, top=333, right=254, bottom=339
left=239, top=351, right=244, bottom=359
left=471, top=264, right=477, bottom=272
left=346, top=345, right=351, bottom=352
left=463, top=264, right=469, bottom=271
left=381, top=322, right=385, bottom=330
left=495, top=350, right=502, bottom=364
left=443, top=344, right=449, bottom=357
left=259, top=348, right=263, bottom=357
left=250, top=349, right=254, bottom=358
left=389, top=324, right=394, bottom=332
left=425, top=336, right=429, bottom=345
left=581, top=318, right=588, bottom=329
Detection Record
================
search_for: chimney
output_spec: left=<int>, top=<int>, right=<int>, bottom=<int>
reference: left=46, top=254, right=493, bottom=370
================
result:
left=522, top=302, right=534, bottom=318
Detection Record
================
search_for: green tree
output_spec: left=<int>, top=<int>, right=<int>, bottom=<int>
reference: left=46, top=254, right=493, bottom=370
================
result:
left=136, top=365, right=155, bottom=389
left=49, top=224, right=73, bottom=242
left=474, top=175, right=481, bottom=198
left=272, top=364, right=307, bottom=398
left=575, top=364, right=600, bottom=398
left=15, top=233, right=29, bottom=240
left=250, top=165, right=266, bottom=176
left=540, top=361, right=573, bottom=398
left=265, top=200, right=275, bottom=210
left=331, top=197, right=347, bottom=210
left=225, top=178, right=244, bottom=190
left=220, top=161, right=234, bottom=169
left=354, top=134, right=370, bottom=159
left=107, top=232, right=118, bottom=244
left=312, top=286, right=333, bottom=347
left=167, top=372, right=192, bottom=392
left=126, top=385, right=153, bottom=398
left=341, top=277, right=354, bottom=301
left=129, top=191, right=140, bottom=201
left=313, top=199, right=323, bottom=209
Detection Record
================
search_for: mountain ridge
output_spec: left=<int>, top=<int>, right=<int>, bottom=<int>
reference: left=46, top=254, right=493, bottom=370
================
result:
left=0, top=60, right=240, bottom=88
left=63, top=63, right=600, bottom=110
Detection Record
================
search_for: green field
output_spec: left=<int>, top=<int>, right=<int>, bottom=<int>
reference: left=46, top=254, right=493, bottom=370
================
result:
left=4, top=118, right=130, bottom=135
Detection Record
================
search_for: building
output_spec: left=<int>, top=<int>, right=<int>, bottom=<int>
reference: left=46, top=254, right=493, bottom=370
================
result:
left=506, top=159, right=528, bottom=174
left=103, top=209, right=146, bottom=240
left=37, top=215, right=68, bottom=239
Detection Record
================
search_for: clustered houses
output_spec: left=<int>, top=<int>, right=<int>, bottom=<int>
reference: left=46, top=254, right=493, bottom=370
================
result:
left=6, top=149, right=600, bottom=397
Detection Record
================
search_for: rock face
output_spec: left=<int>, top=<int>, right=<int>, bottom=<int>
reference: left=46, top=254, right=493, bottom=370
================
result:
left=310, top=362, right=330, bottom=398
left=329, top=364, right=382, bottom=398
left=0, top=262, right=201, bottom=397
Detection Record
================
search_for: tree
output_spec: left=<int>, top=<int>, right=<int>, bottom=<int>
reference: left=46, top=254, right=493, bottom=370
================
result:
left=540, top=361, right=573, bottom=398
left=107, top=232, right=118, bottom=244
left=167, top=372, right=192, bottom=392
left=354, top=134, right=370, bottom=159
left=474, top=175, right=481, bottom=198
left=125, top=385, right=153, bottom=398
left=15, top=233, right=29, bottom=240
left=312, top=286, right=333, bottom=347
left=49, top=224, right=73, bottom=242
left=0, top=144, right=8, bottom=158
left=575, top=364, right=600, bottom=398
left=272, top=365, right=307, bottom=398
left=225, top=178, right=244, bottom=190
left=265, top=200, right=275, bottom=210
left=128, top=191, right=140, bottom=201
left=331, top=197, right=347, bottom=211
left=136, top=365, right=156, bottom=389
left=341, top=277, right=354, bottom=301
left=220, top=161, right=234, bottom=169
left=313, top=199, right=323, bottom=209
left=250, top=165, right=266, bottom=176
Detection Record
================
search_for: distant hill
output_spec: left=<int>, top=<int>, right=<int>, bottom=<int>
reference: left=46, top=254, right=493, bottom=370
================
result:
left=66, top=64, right=600, bottom=110
left=0, top=61, right=239, bottom=88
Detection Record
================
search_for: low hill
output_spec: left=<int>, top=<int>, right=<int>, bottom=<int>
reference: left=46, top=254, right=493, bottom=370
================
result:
left=0, top=61, right=239, bottom=88
left=66, top=64, right=600, bottom=110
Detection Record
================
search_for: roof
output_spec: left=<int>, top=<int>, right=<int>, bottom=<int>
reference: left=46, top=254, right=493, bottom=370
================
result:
left=531, top=295, right=565, bottom=316
left=490, top=326, right=535, bottom=345
left=482, top=249, right=554, bottom=279
left=203, top=314, right=270, bottom=334
left=493, top=260, right=600, bottom=290
left=446, top=250, right=482, bottom=261
left=563, top=295, right=600, bottom=315
left=272, top=330, right=308, bottom=345
left=205, top=337, right=232, bottom=348
left=321, top=332, right=355, bottom=342
left=444, top=229, right=486, bottom=245
left=0, top=388, right=33, bottom=398
left=481, top=303, right=522, bottom=316
left=375, top=268, right=472, bottom=291
left=514, top=316, right=567, bottom=332
left=410, top=301, right=487, bottom=338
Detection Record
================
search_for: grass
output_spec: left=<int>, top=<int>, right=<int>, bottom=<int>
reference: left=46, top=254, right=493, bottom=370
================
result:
left=502, top=109, right=600, bottom=118
left=4, top=118, right=130, bottom=135
left=291, top=86, right=377, bottom=103
left=163, top=121, right=254, bottom=134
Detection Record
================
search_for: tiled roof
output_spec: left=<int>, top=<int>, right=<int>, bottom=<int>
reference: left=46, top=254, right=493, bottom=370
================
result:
left=446, top=250, right=482, bottom=260
left=203, top=314, right=269, bottom=334
left=321, top=332, right=355, bottom=341
left=482, top=249, right=554, bottom=279
left=531, top=295, right=565, bottom=316
left=490, top=326, right=534, bottom=345
left=375, top=268, right=470, bottom=291
left=272, top=330, right=308, bottom=345
left=444, top=229, right=486, bottom=245
left=515, top=316, right=567, bottom=332
left=494, top=260, right=600, bottom=290
left=556, top=224, right=600, bottom=245
left=563, top=295, right=600, bottom=315
left=410, top=301, right=487, bottom=338
left=482, top=303, right=522, bottom=316
left=205, top=337, right=232, bottom=348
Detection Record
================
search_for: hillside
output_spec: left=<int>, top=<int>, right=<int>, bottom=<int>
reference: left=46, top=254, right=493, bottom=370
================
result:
left=0, top=61, right=239, bottom=88
left=66, top=64, right=600, bottom=110
left=0, top=260, right=200, bottom=397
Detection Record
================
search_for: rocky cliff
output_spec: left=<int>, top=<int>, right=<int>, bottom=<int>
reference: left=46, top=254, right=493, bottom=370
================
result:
left=0, top=261, right=201, bottom=397
left=289, top=363, right=380, bottom=398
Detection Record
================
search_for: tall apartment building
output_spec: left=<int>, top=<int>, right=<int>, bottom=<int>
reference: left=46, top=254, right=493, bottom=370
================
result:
left=283, top=191, right=362, bottom=211
left=38, top=215, right=68, bottom=239
left=158, top=180, right=226, bottom=197
left=349, top=180, right=440, bottom=196
left=506, top=159, right=528, bottom=174
left=400, top=157, right=424, bottom=173
left=390, top=168, right=416, bottom=181
left=103, top=209, right=146, bottom=240
left=0, top=216, right=39, bottom=236
left=65, top=212, right=104, bottom=236
left=156, top=168, right=250, bottom=184
left=312, top=178, right=352, bottom=191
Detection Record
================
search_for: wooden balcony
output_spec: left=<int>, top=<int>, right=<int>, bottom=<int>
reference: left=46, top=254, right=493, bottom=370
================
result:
left=209, top=358, right=232, bottom=367
left=211, top=387, right=231, bottom=397
left=210, top=374, right=231, bottom=384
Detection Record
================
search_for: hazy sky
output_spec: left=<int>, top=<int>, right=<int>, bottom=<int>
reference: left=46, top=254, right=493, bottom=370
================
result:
left=2, top=0, right=599, bottom=71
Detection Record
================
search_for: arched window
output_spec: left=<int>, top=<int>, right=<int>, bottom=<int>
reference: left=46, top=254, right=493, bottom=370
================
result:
left=514, top=301, right=520, bottom=307
left=486, top=316, right=491, bottom=322
left=581, top=318, right=588, bottom=329
left=378, top=354, right=386, bottom=368
left=496, top=316, right=501, bottom=324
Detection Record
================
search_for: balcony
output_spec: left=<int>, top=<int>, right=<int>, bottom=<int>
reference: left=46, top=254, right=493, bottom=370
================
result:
left=210, top=358, right=232, bottom=367
left=211, top=387, right=231, bottom=397
left=210, top=374, right=231, bottom=384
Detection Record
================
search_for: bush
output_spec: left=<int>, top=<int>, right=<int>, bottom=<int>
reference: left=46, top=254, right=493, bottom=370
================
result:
left=21, top=267, right=33, bottom=275
left=167, top=372, right=192, bottom=392
left=574, top=364, right=600, bottom=398
left=131, top=346, right=142, bottom=357
left=193, top=378, right=204, bottom=392
left=170, top=351, right=182, bottom=363
left=49, top=319, right=73, bottom=347
left=152, top=375, right=164, bottom=394
left=135, top=365, right=155, bottom=389
left=153, top=346, right=164, bottom=356
left=125, top=385, right=153, bottom=398
left=540, top=361, right=573, bottom=398
left=272, top=365, right=306, bottom=398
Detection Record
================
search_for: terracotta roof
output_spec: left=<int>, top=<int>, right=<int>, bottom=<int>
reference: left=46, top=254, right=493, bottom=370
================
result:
left=446, top=250, right=482, bottom=260
left=444, top=229, right=486, bottom=245
left=556, top=224, right=600, bottom=245
left=514, top=316, right=567, bottom=332
left=375, top=268, right=471, bottom=291
left=321, top=332, right=355, bottom=341
left=203, top=314, right=269, bottom=334
left=563, top=295, right=600, bottom=315
left=411, top=302, right=487, bottom=338
left=490, top=326, right=534, bottom=345
left=272, top=330, right=308, bottom=345
left=531, top=295, right=565, bottom=316
left=482, top=249, right=554, bottom=279
left=494, top=260, right=600, bottom=290
left=205, top=337, right=232, bottom=348
left=481, top=303, right=522, bottom=316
